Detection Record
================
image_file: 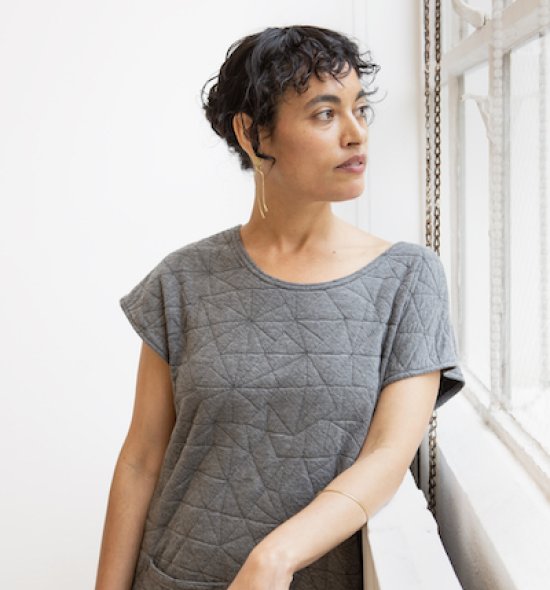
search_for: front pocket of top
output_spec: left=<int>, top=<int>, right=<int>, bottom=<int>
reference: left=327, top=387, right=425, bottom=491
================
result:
left=142, top=557, right=228, bottom=589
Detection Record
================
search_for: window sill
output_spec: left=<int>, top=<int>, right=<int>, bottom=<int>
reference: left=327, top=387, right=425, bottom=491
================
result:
left=435, top=390, right=550, bottom=590
left=362, top=471, right=461, bottom=589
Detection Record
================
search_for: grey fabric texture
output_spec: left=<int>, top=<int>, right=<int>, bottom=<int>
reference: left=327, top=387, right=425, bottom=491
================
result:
left=119, top=224, right=465, bottom=590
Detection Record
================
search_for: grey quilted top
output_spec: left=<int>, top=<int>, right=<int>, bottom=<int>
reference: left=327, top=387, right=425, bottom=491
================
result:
left=119, top=223, right=465, bottom=590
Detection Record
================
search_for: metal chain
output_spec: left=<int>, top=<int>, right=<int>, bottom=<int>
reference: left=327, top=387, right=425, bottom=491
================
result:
left=423, top=0, right=442, bottom=519
left=424, top=0, right=433, bottom=249
left=433, top=0, right=442, bottom=259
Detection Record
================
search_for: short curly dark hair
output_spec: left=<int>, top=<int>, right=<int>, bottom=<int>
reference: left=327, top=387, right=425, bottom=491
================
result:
left=201, top=25, right=381, bottom=171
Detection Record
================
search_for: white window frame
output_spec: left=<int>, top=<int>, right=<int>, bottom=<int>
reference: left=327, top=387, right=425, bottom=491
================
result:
left=442, top=0, right=550, bottom=497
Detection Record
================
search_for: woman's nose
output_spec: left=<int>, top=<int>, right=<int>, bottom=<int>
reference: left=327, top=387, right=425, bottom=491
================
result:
left=341, top=113, right=368, bottom=146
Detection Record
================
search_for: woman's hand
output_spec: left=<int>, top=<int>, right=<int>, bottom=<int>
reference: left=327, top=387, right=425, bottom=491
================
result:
left=227, top=544, right=295, bottom=590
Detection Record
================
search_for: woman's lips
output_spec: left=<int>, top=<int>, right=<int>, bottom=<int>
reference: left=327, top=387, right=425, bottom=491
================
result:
left=336, top=154, right=366, bottom=173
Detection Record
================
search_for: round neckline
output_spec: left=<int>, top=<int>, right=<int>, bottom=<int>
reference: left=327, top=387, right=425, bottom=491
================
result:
left=228, top=224, right=404, bottom=290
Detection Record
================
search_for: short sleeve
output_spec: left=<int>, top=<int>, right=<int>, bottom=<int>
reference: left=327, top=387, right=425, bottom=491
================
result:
left=119, top=258, right=182, bottom=365
left=380, top=248, right=466, bottom=408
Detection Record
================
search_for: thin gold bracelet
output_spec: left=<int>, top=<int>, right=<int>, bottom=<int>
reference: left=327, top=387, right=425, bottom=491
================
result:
left=316, top=488, right=369, bottom=524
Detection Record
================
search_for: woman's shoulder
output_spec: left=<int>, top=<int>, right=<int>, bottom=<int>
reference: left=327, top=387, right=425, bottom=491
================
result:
left=384, top=240, right=450, bottom=300
left=387, top=240, right=446, bottom=278
left=360, top=231, right=432, bottom=266
left=359, top=235, right=447, bottom=297
left=337, top=224, right=440, bottom=282
left=158, top=225, right=237, bottom=269
left=391, top=239, right=435, bottom=259
left=347, top=224, right=429, bottom=259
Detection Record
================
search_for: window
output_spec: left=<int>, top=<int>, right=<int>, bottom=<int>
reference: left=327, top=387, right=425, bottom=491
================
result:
left=441, top=0, right=550, bottom=492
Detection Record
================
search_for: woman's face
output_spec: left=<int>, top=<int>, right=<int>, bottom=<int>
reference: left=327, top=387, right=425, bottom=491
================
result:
left=259, top=67, right=369, bottom=205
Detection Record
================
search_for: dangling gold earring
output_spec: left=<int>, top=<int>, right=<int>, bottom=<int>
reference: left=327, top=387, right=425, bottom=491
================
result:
left=254, top=158, right=268, bottom=219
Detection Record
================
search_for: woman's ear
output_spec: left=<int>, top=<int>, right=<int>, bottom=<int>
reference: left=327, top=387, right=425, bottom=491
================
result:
left=232, top=112, right=254, bottom=157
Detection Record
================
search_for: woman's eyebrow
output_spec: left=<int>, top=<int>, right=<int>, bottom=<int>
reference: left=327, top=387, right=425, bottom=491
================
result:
left=304, top=89, right=367, bottom=109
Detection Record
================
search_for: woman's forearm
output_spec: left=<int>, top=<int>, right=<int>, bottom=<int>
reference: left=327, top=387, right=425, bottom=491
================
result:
left=94, top=456, right=160, bottom=590
left=253, top=447, right=407, bottom=575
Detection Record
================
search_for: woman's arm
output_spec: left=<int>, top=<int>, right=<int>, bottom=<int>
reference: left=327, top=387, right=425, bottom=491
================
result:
left=95, top=342, right=175, bottom=590
left=228, top=370, right=440, bottom=588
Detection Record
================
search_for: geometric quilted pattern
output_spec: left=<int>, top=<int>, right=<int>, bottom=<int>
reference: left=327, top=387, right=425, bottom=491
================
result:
left=119, top=224, right=465, bottom=590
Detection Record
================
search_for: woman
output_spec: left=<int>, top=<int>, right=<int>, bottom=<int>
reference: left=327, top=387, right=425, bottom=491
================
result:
left=95, top=25, right=465, bottom=590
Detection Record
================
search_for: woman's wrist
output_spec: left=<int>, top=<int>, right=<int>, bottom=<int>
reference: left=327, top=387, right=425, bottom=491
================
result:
left=251, top=535, right=298, bottom=576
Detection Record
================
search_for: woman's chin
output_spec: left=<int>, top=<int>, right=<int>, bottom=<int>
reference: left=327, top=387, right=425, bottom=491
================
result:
left=330, top=190, right=364, bottom=203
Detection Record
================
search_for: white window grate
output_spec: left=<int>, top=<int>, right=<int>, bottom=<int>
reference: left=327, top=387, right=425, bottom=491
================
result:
left=442, top=0, right=550, bottom=495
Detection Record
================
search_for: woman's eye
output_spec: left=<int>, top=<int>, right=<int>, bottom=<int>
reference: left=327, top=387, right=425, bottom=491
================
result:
left=315, top=109, right=334, bottom=121
left=357, top=105, right=369, bottom=119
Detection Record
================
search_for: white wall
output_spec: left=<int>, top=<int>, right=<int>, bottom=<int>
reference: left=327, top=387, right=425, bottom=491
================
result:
left=0, top=1, right=422, bottom=588
left=361, top=0, right=424, bottom=244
